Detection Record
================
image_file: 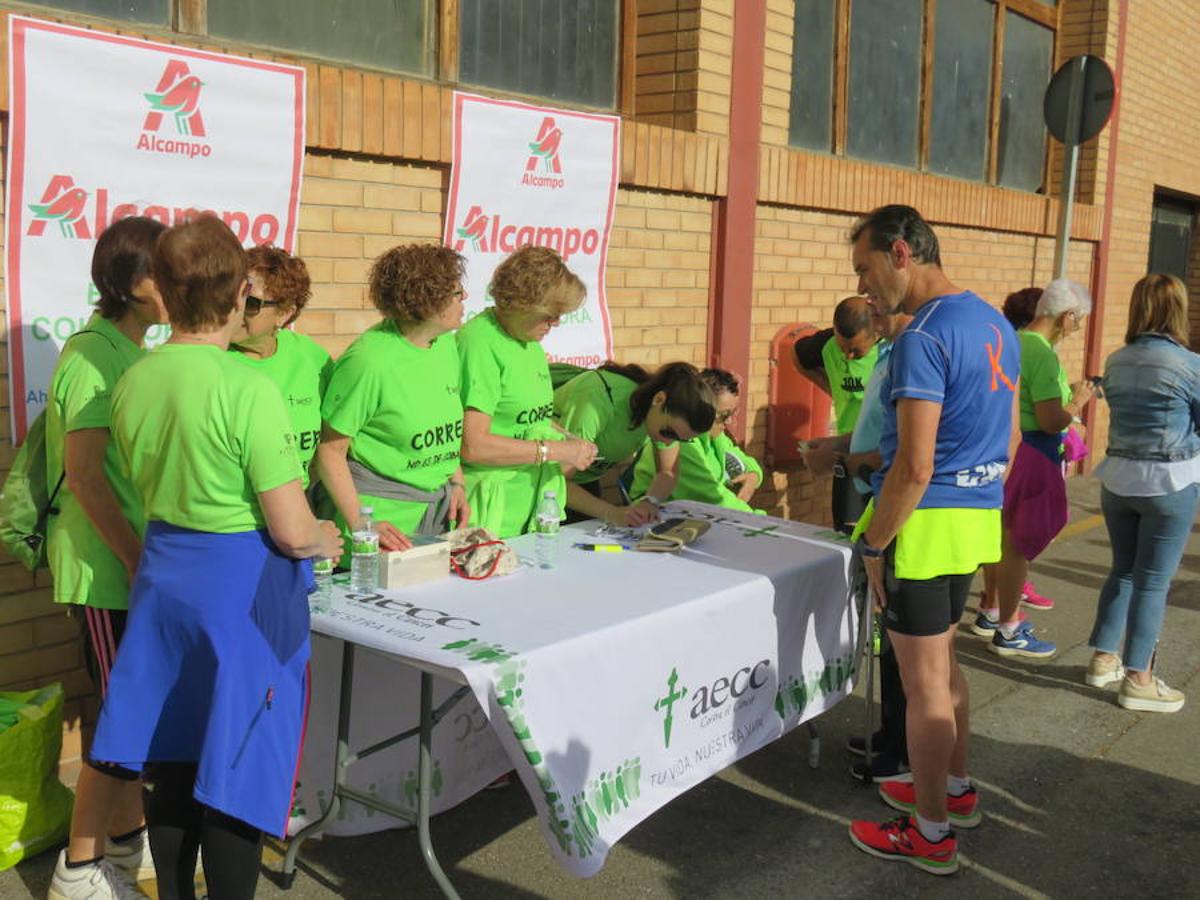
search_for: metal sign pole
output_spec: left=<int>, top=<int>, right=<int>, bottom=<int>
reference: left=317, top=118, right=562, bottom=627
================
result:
left=1052, top=57, right=1086, bottom=279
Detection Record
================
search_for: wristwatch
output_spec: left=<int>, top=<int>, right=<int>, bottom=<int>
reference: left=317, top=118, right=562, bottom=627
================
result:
left=832, top=453, right=847, bottom=479
left=856, top=536, right=884, bottom=559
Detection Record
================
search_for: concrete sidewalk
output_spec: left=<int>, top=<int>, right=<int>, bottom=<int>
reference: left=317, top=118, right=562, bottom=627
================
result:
left=6, top=477, right=1198, bottom=898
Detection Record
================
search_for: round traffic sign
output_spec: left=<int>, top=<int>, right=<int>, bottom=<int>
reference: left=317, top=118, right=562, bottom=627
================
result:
left=1044, top=54, right=1116, bottom=145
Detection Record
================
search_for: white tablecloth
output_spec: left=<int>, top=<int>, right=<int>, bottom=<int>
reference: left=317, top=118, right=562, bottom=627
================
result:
left=291, top=502, right=858, bottom=877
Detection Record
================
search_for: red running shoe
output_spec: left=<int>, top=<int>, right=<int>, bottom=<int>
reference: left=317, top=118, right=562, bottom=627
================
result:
left=1020, top=580, right=1054, bottom=610
left=848, top=816, right=958, bottom=875
left=878, top=778, right=982, bottom=828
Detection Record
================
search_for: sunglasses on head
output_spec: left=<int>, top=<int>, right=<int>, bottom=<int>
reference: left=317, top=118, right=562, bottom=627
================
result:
left=245, top=294, right=283, bottom=317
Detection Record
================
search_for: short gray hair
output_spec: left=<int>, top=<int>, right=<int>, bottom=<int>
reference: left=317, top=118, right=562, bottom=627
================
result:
left=1036, top=279, right=1092, bottom=319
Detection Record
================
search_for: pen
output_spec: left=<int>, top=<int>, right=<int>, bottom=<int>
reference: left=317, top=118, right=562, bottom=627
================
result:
left=573, top=543, right=628, bottom=552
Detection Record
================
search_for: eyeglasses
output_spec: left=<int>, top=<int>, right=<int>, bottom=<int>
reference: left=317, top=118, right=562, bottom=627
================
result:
left=245, top=294, right=283, bottom=317
left=715, top=409, right=736, bottom=424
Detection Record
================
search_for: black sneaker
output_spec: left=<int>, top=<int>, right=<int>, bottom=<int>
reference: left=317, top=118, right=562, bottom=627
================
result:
left=850, top=753, right=911, bottom=783
left=846, top=730, right=886, bottom=757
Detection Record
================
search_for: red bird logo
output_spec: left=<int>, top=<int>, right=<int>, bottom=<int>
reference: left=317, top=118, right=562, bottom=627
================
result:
left=27, top=177, right=90, bottom=239
left=455, top=206, right=489, bottom=252
left=143, top=61, right=207, bottom=137
left=525, top=117, right=563, bottom=174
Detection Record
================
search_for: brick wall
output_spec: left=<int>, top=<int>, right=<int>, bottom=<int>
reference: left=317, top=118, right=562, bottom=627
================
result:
left=632, top=0, right=731, bottom=137
left=634, top=0, right=701, bottom=130
left=760, top=0, right=794, bottom=147
left=1086, top=0, right=1200, bottom=453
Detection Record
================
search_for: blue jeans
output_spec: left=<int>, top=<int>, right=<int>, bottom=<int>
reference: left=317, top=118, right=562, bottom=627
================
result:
left=1089, top=484, right=1199, bottom=671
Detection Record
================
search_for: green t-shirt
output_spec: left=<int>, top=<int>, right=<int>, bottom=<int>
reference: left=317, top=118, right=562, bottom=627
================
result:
left=456, top=308, right=561, bottom=537
left=230, top=329, right=332, bottom=488
left=45, top=314, right=145, bottom=609
left=112, top=344, right=303, bottom=533
left=323, top=322, right=464, bottom=537
left=629, top=432, right=765, bottom=514
left=1018, top=330, right=1070, bottom=433
left=822, top=337, right=879, bottom=435
left=553, top=370, right=645, bottom=484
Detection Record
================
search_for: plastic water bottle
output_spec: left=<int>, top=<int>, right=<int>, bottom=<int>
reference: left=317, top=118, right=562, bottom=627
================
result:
left=311, top=557, right=334, bottom=614
left=350, top=506, right=379, bottom=592
left=534, top=490, right=562, bottom=569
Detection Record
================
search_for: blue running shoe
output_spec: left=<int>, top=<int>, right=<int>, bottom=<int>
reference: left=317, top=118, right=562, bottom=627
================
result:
left=988, top=620, right=1056, bottom=659
left=969, top=608, right=1027, bottom=638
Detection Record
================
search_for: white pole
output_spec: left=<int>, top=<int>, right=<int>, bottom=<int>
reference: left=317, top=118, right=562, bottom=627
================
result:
left=1053, top=57, right=1087, bottom=280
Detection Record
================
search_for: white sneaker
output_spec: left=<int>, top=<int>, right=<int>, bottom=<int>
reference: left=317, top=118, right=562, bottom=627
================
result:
left=1085, top=654, right=1125, bottom=688
left=1118, top=676, right=1186, bottom=713
left=47, top=849, right=144, bottom=899
left=105, top=831, right=155, bottom=883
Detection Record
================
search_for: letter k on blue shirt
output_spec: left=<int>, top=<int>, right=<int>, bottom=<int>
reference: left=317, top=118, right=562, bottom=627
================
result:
left=873, top=291, right=1021, bottom=509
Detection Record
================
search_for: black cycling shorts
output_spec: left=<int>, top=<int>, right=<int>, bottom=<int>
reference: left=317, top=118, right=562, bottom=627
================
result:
left=880, top=549, right=974, bottom=637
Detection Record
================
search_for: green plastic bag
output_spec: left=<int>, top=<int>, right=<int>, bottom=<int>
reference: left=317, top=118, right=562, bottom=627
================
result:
left=0, top=684, right=74, bottom=870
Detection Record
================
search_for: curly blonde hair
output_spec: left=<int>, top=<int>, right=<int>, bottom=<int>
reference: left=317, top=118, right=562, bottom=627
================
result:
left=246, top=245, right=312, bottom=325
left=489, top=246, right=585, bottom=316
left=369, top=244, right=466, bottom=324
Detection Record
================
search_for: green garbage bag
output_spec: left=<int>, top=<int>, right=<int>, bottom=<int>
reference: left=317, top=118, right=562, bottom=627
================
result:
left=0, top=684, right=74, bottom=870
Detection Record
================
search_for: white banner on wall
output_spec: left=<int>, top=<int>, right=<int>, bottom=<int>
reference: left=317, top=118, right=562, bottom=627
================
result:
left=443, top=91, right=619, bottom=366
left=5, top=16, right=305, bottom=441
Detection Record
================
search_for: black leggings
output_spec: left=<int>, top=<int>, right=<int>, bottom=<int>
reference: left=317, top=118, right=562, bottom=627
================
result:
left=879, top=634, right=908, bottom=761
left=142, top=763, right=263, bottom=900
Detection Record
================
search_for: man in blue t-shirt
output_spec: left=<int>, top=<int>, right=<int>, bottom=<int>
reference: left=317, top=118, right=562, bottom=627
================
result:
left=846, top=205, right=1019, bottom=876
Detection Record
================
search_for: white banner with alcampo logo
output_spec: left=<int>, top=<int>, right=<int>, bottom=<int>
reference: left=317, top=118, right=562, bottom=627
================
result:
left=303, top=504, right=858, bottom=877
left=4, top=15, right=305, bottom=441
left=443, top=91, right=618, bottom=367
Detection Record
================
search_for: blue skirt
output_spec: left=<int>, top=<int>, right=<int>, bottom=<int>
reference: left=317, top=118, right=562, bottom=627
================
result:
left=90, top=522, right=312, bottom=837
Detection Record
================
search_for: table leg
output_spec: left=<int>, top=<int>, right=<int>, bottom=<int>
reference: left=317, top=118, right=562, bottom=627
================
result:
left=281, top=642, right=356, bottom=888
left=417, top=671, right=461, bottom=900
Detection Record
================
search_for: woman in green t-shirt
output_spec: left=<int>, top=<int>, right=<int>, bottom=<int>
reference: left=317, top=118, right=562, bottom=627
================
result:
left=230, top=246, right=332, bottom=490
left=89, top=217, right=342, bottom=900
left=457, top=246, right=598, bottom=538
left=976, top=281, right=1097, bottom=659
left=319, top=244, right=472, bottom=554
left=628, top=368, right=764, bottom=513
left=554, top=361, right=716, bottom=525
left=45, top=216, right=166, bottom=896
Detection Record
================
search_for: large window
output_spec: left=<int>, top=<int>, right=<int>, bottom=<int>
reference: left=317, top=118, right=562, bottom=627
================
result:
left=997, top=10, right=1054, bottom=191
left=26, top=1, right=625, bottom=109
left=1148, top=197, right=1194, bottom=282
left=788, top=0, right=1058, bottom=192
left=27, top=0, right=168, bottom=24
left=208, top=0, right=434, bottom=76
left=846, top=0, right=923, bottom=168
left=929, top=0, right=994, bottom=181
left=459, top=0, right=619, bottom=108
left=788, top=0, right=836, bottom=152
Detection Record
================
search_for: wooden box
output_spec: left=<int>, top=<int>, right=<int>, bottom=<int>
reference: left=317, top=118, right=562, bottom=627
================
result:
left=378, top=535, right=451, bottom=590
